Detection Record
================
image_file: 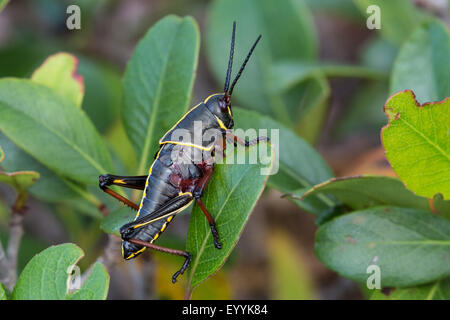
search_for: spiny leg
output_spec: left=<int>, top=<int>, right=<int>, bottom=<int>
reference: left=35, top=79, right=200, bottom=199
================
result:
left=101, top=187, right=139, bottom=211
left=196, top=198, right=222, bottom=249
left=193, top=165, right=222, bottom=249
left=99, top=174, right=147, bottom=211
left=128, top=238, right=191, bottom=283
left=225, top=130, right=270, bottom=148
left=121, top=195, right=194, bottom=282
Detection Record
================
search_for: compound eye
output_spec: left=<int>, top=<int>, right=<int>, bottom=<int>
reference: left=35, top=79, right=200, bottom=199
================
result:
left=218, top=98, right=226, bottom=111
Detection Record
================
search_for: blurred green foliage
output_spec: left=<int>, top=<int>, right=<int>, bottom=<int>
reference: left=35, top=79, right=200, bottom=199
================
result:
left=0, top=0, right=448, bottom=300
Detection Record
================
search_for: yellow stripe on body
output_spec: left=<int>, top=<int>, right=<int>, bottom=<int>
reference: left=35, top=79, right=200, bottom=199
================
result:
left=159, top=140, right=215, bottom=151
left=204, top=93, right=221, bottom=103
left=227, top=106, right=233, bottom=120
left=135, top=147, right=163, bottom=220
left=158, top=93, right=222, bottom=145
left=158, top=102, right=202, bottom=145
left=123, top=207, right=190, bottom=260
left=214, top=115, right=228, bottom=131
left=124, top=192, right=193, bottom=259
left=125, top=246, right=146, bottom=260
left=131, top=192, right=193, bottom=230
left=124, top=95, right=223, bottom=260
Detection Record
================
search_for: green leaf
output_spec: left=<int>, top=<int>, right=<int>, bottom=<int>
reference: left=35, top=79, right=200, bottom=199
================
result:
left=0, top=170, right=40, bottom=194
left=100, top=206, right=133, bottom=236
left=206, top=0, right=317, bottom=123
left=0, top=135, right=101, bottom=217
left=268, top=61, right=386, bottom=141
left=286, top=74, right=331, bottom=143
left=381, top=90, right=450, bottom=200
left=12, top=243, right=109, bottom=300
left=104, top=120, right=137, bottom=173
left=0, top=283, right=7, bottom=300
left=68, top=262, right=109, bottom=300
left=390, top=20, right=450, bottom=103
left=31, top=52, right=84, bottom=108
left=0, top=133, right=81, bottom=202
left=0, top=54, right=114, bottom=203
left=296, top=175, right=440, bottom=213
left=315, top=206, right=450, bottom=287
left=0, top=141, right=40, bottom=209
left=185, top=143, right=273, bottom=291
left=353, top=0, right=428, bottom=45
left=0, top=79, right=112, bottom=185
left=122, top=15, right=200, bottom=175
left=270, top=61, right=388, bottom=93
left=371, top=277, right=450, bottom=300
left=234, top=108, right=335, bottom=214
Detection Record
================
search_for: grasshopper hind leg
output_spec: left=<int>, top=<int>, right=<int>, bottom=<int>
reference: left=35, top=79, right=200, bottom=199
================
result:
left=127, top=238, right=192, bottom=284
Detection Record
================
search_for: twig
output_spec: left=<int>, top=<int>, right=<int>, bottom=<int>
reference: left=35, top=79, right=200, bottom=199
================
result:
left=79, top=234, right=121, bottom=287
left=6, top=211, right=24, bottom=287
left=96, top=234, right=121, bottom=270
left=0, top=194, right=27, bottom=291
left=0, top=241, right=10, bottom=288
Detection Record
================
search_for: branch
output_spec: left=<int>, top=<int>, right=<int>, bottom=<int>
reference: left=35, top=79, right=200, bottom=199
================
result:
left=0, top=193, right=26, bottom=291
left=78, top=234, right=121, bottom=288
left=0, top=240, right=10, bottom=288
left=6, top=210, right=24, bottom=284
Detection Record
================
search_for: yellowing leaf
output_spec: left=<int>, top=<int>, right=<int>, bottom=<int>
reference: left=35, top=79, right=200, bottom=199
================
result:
left=31, top=52, right=84, bottom=107
left=382, top=90, right=450, bottom=199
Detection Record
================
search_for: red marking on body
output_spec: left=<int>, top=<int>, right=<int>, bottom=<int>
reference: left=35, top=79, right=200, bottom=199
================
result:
left=169, top=161, right=214, bottom=195
left=169, top=173, right=182, bottom=188
left=180, top=177, right=199, bottom=194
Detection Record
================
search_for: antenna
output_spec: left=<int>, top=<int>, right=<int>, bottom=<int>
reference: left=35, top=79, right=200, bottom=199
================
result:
left=228, top=34, right=261, bottom=97
left=224, top=21, right=236, bottom=95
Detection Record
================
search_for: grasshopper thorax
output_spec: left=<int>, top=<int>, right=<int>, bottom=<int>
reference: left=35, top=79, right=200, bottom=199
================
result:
left=205, top=93, right=234, bottom=130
